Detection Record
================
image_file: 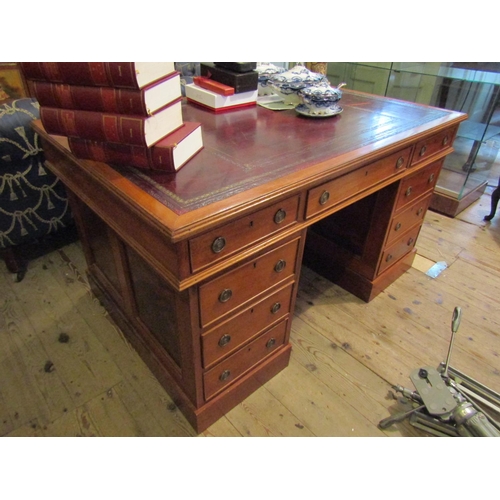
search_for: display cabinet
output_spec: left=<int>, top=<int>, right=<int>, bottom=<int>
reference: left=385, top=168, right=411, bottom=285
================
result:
left=327, top=63, right=500, bottom=216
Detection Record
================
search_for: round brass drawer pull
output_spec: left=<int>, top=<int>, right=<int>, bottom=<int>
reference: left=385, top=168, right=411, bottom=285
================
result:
left=386, top=254, right=393, bottom=263
left=319, top=190, right=330, bottom=205
left=274, top=209, right=287, bottom=224
left=266, top=338, right=276, bottom=349
left=271, top=302, right=281, bottom=314
left=405, top=186, right=412, bottom=197
left=211, top=236, right=226, bottom=253
left=419, top=145, right=427, bottom=157
left=442, top=136, right=449, bottom=146
left=395, top=222, right=402, bottom=232
left=219, top=370, right=231, bottom=381
left=407, top=237, right=415, bottom=246
left=219, top=288, right=233, bottom=303
left=396, top=157, right=405, bottom=169
left=218, top=334, right=231, bottom=347
left=428, top=173, right=435, bottom=183
left=274, top=259, right=286, bottom=273
left=417, top=207, right=423, bottom=216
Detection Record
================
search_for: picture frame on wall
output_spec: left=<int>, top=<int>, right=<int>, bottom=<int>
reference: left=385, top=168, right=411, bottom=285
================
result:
left=0, top=63, right=29, bottom=101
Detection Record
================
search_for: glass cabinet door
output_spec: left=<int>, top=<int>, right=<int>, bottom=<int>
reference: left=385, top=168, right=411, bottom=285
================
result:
left=326, top=62, right=500, bottom=217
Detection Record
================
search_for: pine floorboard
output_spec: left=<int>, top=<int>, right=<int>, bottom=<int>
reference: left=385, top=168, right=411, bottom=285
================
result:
left=1, top=189, right=500, bottom=438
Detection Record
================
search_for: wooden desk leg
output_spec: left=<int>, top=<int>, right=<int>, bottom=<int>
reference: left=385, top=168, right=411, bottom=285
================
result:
left=0, top=247, right=27, bottom=281
left=484, top=177, right=500, bottom=221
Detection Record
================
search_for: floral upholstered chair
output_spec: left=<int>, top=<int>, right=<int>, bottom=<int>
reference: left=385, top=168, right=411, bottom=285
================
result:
left=0, top=98, right=74, bottom=280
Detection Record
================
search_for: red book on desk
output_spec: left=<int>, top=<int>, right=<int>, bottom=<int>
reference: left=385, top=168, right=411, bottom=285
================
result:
left=68, top=122, right=203, bottom=172
left=20, top=62, right=175, bottom=89
left=29, top=72, right=181, bottom=116
left=40, top=97, right=183, bottom=147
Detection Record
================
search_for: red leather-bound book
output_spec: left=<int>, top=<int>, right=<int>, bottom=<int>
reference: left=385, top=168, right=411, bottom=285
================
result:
left=20, top=62, right=175, bottom=89
left=40, top=98, right=183, bottom=147
left=68, top=122, right=203, bottom=172
left=29, top=72, right=181, bottom=116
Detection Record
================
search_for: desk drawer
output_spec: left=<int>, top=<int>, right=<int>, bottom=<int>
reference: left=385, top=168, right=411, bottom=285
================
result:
left=203, top=319, right=287, bottom=400
left=395, top=160, right=442, bottom=212
left=189, top=195, right=300, bottom=272
left=202, top=283, right=294, bottom=368
left=198, top=237, right=300, bottom=327
left=306, top=147, right=411, bottom=219
left=379, top=224, right=421, bottom=275
left=386, top=195, right=431, bottom=246
left=410, top=127, right=456, bottom=167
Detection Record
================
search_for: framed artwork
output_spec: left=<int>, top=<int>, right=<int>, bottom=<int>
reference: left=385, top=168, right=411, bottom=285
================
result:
left=0, top=63, right=29, bottom=101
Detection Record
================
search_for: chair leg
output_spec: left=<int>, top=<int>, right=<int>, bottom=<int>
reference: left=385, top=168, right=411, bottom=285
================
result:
left=484, top=181, right=500, bottom=221
left=0, top=247, right=27, bottom=281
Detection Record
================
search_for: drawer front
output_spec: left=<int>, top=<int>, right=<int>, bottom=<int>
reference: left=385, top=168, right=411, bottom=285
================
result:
left=189, top=195, right=300, bottom=272
left=202, top=283, right=294, bottom=368
left=203, top=319, right=288, bottom=400
left=198, top=237, right=300, bottom=327
left=410, top=127, right=456, bottom=167
left=395, top=160, right=442, bottom=212
left=306, top=147, right=411, bottom=219
left=379, top=224, right=421, bottom=275
left=386, top=195, right=431, bottom=246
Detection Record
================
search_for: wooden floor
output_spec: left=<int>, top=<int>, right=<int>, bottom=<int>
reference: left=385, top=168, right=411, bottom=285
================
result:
left=1, top=189, right=500, bottom=438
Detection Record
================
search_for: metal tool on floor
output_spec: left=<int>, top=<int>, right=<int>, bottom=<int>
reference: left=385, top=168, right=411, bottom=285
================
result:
left=379, top=306, right=500, bottom=436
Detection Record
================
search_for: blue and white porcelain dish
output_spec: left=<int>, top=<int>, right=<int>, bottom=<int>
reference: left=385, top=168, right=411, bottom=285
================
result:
left=299, top=83, right=343, bottom=103
left=295, top=103, right=343, bottom=118
left=267, top=64, right=329, bottom=105
left=256, top=63, right=286, bottom=96
left=298, top=82, right=345, bottom=114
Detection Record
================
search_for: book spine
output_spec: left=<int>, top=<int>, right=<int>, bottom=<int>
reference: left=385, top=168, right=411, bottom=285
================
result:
left=151, top=145, right=175, bottom=171
left=41, top=107, right=147, bottom=146
left=69, top=137, right=157, bottom=169
left=31, top=81, right=149, bottom=115
left=21, top=62, right=140, bottom=88
left=69, top=138, right=179, bottom=171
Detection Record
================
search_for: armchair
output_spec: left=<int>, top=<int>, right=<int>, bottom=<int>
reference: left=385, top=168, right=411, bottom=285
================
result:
left=0, top=97, right=74, bottom=280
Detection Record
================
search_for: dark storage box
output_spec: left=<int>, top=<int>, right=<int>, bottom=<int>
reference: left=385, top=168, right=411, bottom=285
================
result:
left=201, top=63, right=258, bottom=94
left=214, top=62, right=257, bottom=73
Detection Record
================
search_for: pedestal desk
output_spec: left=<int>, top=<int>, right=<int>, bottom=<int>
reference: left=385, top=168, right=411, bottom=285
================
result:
left=32, top=90, right=466, bottom=433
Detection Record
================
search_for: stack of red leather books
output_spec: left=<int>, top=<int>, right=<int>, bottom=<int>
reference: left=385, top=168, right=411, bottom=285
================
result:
left=21, top=62, right=204, bottom=172
left=185, top=62, right=259, bottom=113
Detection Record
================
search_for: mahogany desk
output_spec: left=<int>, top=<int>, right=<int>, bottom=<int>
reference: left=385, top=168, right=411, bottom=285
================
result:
left=33, top=90, right=466, bottom=433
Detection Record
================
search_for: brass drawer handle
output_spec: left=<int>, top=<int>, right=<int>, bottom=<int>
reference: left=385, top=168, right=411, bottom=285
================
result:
left=407, top=237, right=415, bottom=246
left=419, top=145, right=427, bottom=157
left=319, top=190, right=330, bottom=205
left=211, top=236, right=226, bottom=253
left=218, top=334, right=231, bottom=347
left=428, top=173, right=435, bottom=183
left=274, top=208, right=287, bottom=224
left=219, top=288, right=233, bottom=303
left=219, top=370, right=231, bottom=381
left=417, top=207, right=423, bottom=216
left=442, top=136, right=449, bottom=146
left=396, top=156, right=405, bottom=169
left=395, top=222, right=402, bottom=232
left=274, top=259, right=286, bottom=273
left=271, top=302, right=281, bottom=314
left=405, top=186, right=412, bottom=197
left=266, top=338, right=276, bottom=349
left=386, top=254, right=393, bottom=263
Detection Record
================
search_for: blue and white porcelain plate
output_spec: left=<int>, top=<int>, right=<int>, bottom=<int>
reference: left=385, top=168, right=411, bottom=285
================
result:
left=295, top=104, right=343, bottom=118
